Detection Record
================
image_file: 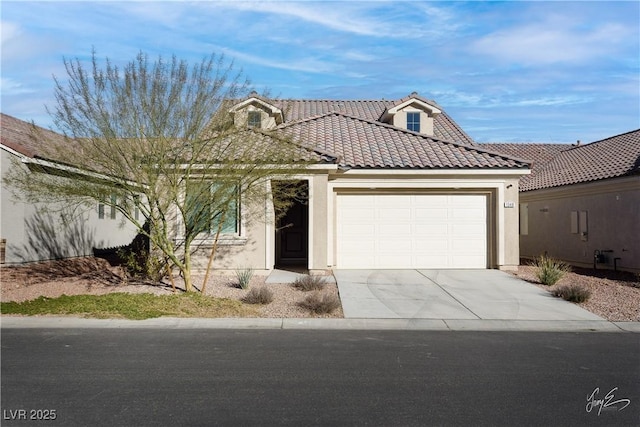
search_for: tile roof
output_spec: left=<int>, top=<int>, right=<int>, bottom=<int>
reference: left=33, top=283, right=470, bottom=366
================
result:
left=518, top=129, right=640, bottom=191
left=250, top=93, right=476, bottom=145
left=0, top=113, right=67, bottom=159
left=275, top=112, right=528, bottom=170
left=1, top=113, right=335, bottom=168
left=480, top=143, right=572, bottom=172
left=200, top=129, right=337, bottom=165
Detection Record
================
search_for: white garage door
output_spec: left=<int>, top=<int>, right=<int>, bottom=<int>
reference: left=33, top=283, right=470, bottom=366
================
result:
left=337, top=194, right=487, bottom=269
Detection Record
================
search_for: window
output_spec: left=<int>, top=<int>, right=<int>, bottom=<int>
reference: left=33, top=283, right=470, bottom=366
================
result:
left=98, top=203, right=105, bottom=219
left=248, top=111, right=262, bottom=128
left=185, top=182, right=239, bottom=235
left=407, top=112, right=420, bottom=132
left=110, top=195, right=117, bottom=220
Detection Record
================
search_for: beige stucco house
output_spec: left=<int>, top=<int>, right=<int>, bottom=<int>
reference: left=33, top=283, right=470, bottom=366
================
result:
left=189, top=93, right=530, bottom=273
left=484, top=129, right=640, bottom=274
left=0, top=113, right=138, bottom=264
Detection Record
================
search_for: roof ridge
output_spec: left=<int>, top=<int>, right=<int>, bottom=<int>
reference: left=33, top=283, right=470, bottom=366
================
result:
left=563, top=128, right=640, bottom=152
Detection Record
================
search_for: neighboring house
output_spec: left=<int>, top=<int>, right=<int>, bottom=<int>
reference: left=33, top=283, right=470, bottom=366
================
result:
left=0, top=113, right=138, bottom=264
left=484, top=130, right=640, bottom=273
left=191, top=93, right=530, bottom=273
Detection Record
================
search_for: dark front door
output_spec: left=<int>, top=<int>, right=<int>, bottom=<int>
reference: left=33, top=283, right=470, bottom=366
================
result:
left=275, top=181, right=308, bottom=267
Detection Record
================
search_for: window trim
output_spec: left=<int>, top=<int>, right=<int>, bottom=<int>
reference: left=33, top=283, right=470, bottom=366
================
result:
left=185, top=181, right=242, bottom=239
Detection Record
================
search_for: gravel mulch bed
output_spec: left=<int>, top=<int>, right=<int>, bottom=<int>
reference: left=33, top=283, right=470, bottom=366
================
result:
left=2, top=257, right=638, bottom=321
left=0, top=257, right=343, bottom=318
left=512, top=265, right=640, bottom=322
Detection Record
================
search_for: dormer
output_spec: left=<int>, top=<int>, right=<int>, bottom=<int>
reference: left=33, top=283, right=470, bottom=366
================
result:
left=228, top=93, right=284, bottom=130
left=380, top=92, right=441, bottom=136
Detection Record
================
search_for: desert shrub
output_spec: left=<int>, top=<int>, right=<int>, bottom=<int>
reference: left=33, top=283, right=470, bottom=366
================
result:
left=242, top=287, right=274, bottom=305
left=298, top=291, right=340, bottom=314
left=116, top=247, right=166, bottom=282
left=532, top=254, right=571, bottom=286
left=291, top=275, right=326, bottom=292
left=235, top=268, right=255, bottom=290
left=552, top=284, right=591, bottom=303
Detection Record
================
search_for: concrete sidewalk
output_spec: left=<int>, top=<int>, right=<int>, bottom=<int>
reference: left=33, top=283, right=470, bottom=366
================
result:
left=1, top=316, right=639, bottom=332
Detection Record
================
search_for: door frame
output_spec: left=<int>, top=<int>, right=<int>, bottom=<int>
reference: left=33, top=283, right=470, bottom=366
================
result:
left=272, top=179, right=310, bottom=269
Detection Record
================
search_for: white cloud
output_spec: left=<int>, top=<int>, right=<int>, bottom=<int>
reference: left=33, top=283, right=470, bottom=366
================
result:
left=471, top=20, right=632, bottom=66
left=218, top=2, right=388, bottom=37
left=213, top=45, right=335, bottom=74
left=0, top=77, right=36, bottom=95
left=1, top=20, right=22, bottom=44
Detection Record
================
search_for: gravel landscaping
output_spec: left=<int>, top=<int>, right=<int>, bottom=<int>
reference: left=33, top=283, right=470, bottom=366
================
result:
left=512, top=265, right=639, bottom=322
left=1, top=257, right=638, bottom=321
left=0, top=257, right=343, bottom=318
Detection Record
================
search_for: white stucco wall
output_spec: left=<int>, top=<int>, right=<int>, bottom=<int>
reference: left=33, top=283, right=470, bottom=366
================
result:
left=1, top=148, right=138, bottom=264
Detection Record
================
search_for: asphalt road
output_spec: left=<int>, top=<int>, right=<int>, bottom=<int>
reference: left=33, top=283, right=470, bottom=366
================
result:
left=1, top=329, right=639, bottom=426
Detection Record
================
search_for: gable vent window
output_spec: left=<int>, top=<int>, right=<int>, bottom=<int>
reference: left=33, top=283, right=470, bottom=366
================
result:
left=407, top=112, right=420, bottom=132
left=248, top=111, right=262, bottom=129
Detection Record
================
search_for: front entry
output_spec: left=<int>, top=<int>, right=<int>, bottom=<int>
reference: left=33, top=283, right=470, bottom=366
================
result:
left=274, top=180, right=309, bottom=268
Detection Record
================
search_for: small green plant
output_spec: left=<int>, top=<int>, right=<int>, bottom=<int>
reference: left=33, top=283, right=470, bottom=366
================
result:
left=552, top=284, right=591, bottom=303
left=291, top=274, right=326, bottom=292
left=532, top=254, right=571, bottom=286
left=235, top=267, right=255, bottom=289
left=242, top=287, right=274, bottom=305
left=298, top=291, right=340, bottom=314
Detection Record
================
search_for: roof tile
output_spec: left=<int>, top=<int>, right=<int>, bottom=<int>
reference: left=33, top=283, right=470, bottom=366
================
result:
left=276, top=112, right=528, bottom=169
left=515, top=129, right=640, bottom=191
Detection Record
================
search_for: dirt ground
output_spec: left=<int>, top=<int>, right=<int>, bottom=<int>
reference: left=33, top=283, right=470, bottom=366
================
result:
left=0, top=257, right=343, bottom=318
left=1, top=257, right=638, bottom=321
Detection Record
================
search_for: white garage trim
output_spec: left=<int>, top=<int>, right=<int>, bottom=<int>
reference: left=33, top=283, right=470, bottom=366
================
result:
left=336, top=194, right=488, bottom=269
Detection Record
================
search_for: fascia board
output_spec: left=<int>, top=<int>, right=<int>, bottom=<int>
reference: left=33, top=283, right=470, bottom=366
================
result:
left=387, top=99, right=442, bottom=115
left=335, top=168, right=530, bottom=176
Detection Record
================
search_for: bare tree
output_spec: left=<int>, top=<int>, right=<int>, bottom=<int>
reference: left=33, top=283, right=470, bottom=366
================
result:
left=4, top=50, right=316, bottom=291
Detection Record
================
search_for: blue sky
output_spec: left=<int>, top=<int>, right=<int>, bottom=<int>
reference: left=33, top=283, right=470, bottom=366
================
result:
left=2, top=1, right=639, bottom=143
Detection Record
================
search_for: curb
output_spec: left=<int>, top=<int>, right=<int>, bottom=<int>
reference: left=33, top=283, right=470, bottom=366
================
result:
left=1, top=316, right=638, bottom=332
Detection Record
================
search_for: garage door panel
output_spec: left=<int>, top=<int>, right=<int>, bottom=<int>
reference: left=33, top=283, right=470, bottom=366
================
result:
left=381, top=255, right=413, bottom=268
left=415, top=208, right=448, bottom=220
left=415, top=238, right=449, bottom=251
left=342, top=224, right=376, bottom=236
left=452, top=223, right=486, bottom=235
left=414, top=224, right=448, bottom=236
left=342, top=209, right=375, bottom=221
left=379, top=208, right=411, bottom=220
left=337, top=194, right=487, bottom=269
left=379, top=224, right=412, bottom=236
left=452, top=238, right=485, bottom=251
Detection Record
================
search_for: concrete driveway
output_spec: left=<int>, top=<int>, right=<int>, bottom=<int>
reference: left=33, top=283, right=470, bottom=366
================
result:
left=334, top=269, right=603, bottom=321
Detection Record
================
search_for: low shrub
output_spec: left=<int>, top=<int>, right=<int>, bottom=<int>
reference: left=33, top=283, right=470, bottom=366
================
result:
left=552, top=284, right=591, bottom=303
left=298, top=291, right=340, bottom=314
left=291, top=275, right=326, bottom=292
left=242, top=287, right=274, bottom=305
left=235, top=267, right=255, bottom=290
left=532, top=254, right=571, bottom=286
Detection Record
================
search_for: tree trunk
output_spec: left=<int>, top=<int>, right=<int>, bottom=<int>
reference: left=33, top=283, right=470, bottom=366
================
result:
left=183, top=250, right=193, bottom=292
left=201, top=212, right=226, bottom=294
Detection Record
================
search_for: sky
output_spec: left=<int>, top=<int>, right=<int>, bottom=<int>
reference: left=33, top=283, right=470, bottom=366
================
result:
left=1, top=0, right=639, bottom=143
